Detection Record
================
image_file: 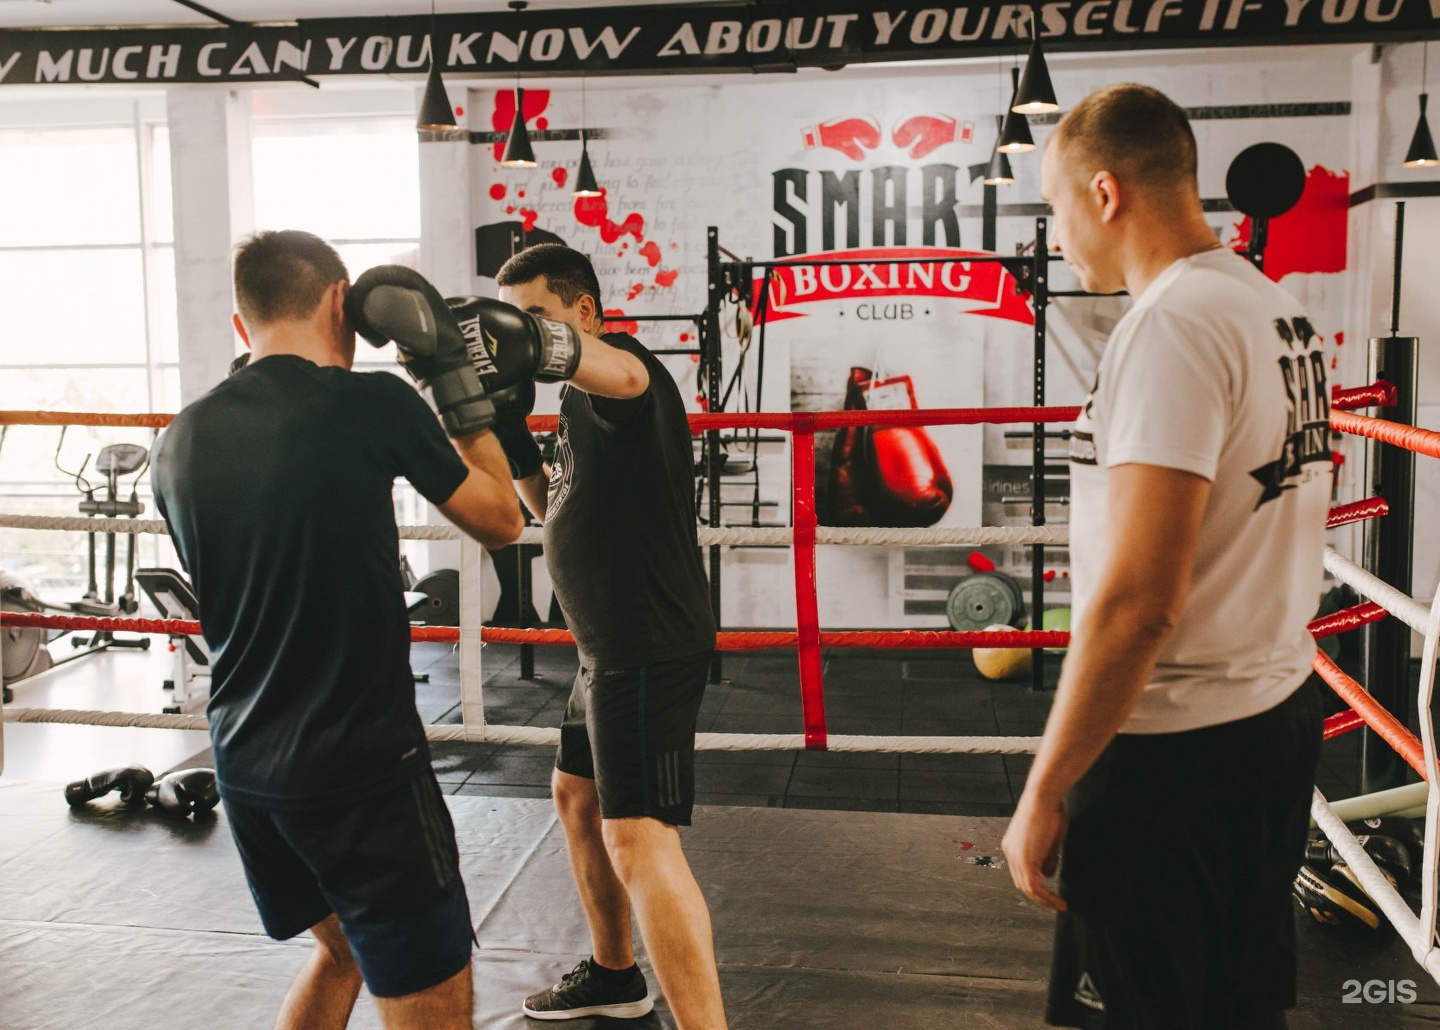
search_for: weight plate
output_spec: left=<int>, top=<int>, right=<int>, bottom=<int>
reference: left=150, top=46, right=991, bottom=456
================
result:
left=413, top=569, right=460, bottom=627
left=947, top=573, right=1019, bottom=633
left=991, top=571, right=1028, bottom=629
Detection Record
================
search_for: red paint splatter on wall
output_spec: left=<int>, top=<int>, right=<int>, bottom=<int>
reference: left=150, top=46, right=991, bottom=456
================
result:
left=967, top=552, right=996, bottom=573
left=679, top=332, right=691, bottom=343
left=1335, top=331, right=1345, bottom=347
left=517, top=189, right=526, bottom=199
left=1043, top=569, right=1057, bottom=582
left=454, top=106, right=465, bottom=118
left=491, top=89, right=551, bottom=162
left=638, top=240, right=662, bottom=267
left=603, top=308, right=639, bottom=335
left=551, top=167, right=568, bottom=188
left=575, top=188, right=645, bottom=244
left=536, top=117, right=549, bottom=131
left=505, top=205, right=515, bottom=215
left=626, top=282, right=645, bottom=301
left=1231, top=166, right=1349, bottom=281
left=489, top=184, right=506, bottom=201
left=519, top=208, right=539, bottom=232
left=655, top=269, right=679, bottom=288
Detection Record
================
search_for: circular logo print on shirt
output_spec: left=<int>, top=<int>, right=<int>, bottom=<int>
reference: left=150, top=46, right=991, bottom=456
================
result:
left=547, top=414, right=575, bottom=520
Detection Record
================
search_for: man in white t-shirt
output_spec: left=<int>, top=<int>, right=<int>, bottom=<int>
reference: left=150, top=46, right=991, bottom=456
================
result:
left=1001, top=84, right=1331, bottom=1029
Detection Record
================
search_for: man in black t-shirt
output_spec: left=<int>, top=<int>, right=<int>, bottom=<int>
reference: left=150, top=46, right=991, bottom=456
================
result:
left=494, top=245, right=724, bottom=1028
left=153, top=230, right=523, bottom=1030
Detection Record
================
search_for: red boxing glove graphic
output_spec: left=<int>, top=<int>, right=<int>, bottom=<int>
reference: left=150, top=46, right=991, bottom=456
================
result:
left=867, top=426, right=953, bottom=527
left=892, top=114, right=958, bottom=160
left=803, top=116, right=882, bottom=162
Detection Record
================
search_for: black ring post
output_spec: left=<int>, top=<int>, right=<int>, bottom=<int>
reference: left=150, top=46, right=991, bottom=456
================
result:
left=705, top=228, right=725, bottom=684
left=1361, top=203, right=1418, bottom=792
left=1031, top=218, right=1049, bottom=693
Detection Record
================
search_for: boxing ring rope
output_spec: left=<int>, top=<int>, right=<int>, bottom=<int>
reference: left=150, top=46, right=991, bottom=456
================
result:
left=8, top=387, right=1440, bottom=978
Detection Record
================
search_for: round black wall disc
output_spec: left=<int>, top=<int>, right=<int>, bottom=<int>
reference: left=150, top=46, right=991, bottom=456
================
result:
left=1226, top=142, right=1306, bottom=220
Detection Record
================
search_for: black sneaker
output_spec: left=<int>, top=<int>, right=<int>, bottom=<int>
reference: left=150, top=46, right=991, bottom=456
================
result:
left=522, top=958, right=654, bottom=1020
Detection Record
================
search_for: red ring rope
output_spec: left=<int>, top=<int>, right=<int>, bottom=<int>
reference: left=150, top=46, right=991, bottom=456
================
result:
left=1312, top=649, right=1427, bottom=781
left=1331, top=381, right=1397, bottom=411
left=1326, top=496, right=1389, bottom=528
left=1331, top=410, right=1440, bottom=460
left=1308, top=601, right=1388, bottom=640
left=1323, top=709, right=1366, bottom=740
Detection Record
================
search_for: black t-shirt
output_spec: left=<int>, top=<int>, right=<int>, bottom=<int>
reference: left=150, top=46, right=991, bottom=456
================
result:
left=152, top=355, right=468, bottom=810
left=543, top=333, right=716, bottom=668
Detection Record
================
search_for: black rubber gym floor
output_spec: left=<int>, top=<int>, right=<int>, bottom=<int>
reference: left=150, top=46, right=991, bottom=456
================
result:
left=2, top=644, right=1435, bottom=1027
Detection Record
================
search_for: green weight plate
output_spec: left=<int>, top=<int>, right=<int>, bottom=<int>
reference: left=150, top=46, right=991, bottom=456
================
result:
left=947, top=573, right=1019, bottom=632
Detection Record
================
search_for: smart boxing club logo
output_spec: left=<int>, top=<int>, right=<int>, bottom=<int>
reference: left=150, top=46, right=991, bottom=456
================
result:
left=802, top=113, right=976, bottom=162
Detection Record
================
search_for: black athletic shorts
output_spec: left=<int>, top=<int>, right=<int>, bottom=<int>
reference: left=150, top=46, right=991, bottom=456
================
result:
left=225, top=771, right=473, bottom=998
left=555, top=649, right=712, bottom=825
left=1046, top=681, right=1323, bottom=1030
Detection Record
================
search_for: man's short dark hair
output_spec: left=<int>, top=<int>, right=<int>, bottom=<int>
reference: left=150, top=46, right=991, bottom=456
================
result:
left=1050, top=83, right=1197, bottom=191
left=496, top=243, right=604, bottom=312
left=233, top=229, right=349, bottom=327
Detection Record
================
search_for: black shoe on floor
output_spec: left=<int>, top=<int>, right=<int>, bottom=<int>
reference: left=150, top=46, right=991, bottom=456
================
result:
left=522, top=958, right=654, bottom=1020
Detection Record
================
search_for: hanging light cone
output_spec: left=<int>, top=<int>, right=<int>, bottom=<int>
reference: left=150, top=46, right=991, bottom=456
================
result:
left=1012, top=23, right=1059, bottom=114
left=1405, top=93, right=1439, bottom=167
left=997, top=69, right=1034, bottom=153
left=573, top=134, right=602, bottom=197
left=417, top=56, right=457, bottom=131
left=501, top=87, right=537, bottom=168
left=983, top=116, right=1014, bottom=185
left=982, top=147, right=1015, bottom=186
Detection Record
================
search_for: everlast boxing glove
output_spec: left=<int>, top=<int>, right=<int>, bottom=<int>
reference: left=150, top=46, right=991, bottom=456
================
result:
left=445, top=294, right=582, bottom=384
left=486, top=377, right=544, bottom=480
left=145, top=768, right=220, bottom=818
left=346, top=266, right=497, bottom=437
left=64, top=765, right=155, bottom=807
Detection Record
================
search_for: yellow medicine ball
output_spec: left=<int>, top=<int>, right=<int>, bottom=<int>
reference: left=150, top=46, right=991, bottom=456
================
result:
left=973, top=624, right=1032, bottom=681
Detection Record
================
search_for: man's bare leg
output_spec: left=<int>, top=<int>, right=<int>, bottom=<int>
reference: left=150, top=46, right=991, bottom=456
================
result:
left=276, top=914, right=363, bottom=1030
left=373, top=962, right=473, bottom=1030
left=553, top=768, right=635, bottom=970
left=602, top=817, right=727, bottom=1030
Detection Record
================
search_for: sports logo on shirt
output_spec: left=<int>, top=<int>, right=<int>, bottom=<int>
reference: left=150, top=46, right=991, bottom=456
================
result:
left=1069, top=372, right=1099, bottom=466
left=1250, top=316, right=1330, bottom=508
left=548, top=414, right=575, bottom=519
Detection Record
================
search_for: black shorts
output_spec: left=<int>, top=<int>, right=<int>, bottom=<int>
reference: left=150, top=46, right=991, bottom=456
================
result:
left=555, top=649, right=712, bottom=825
left=225, top=772, right=473, bottom=999
left=1046, top=681, right=1323, bottom=1030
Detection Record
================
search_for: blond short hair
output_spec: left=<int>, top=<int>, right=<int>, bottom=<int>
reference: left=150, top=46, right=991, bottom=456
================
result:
left=1049, top=83, right=1197, bottom=192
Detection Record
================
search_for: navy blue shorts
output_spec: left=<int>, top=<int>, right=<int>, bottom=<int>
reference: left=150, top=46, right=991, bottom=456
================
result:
left=556, top=650, right=712, bottom=825
left=224, top=773, right=473, bottom=998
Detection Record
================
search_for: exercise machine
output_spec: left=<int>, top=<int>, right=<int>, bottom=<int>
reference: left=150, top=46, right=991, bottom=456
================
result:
left=134, top=567, right=209, bottom=715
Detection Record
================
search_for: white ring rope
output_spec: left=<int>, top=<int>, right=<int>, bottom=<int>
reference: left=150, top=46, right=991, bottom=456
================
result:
left=1312, top=788, right=1440, bottom=981
left=0, top=513, right=1071, bottom=548
left=0, top=707, right=1040, bottom=754
left=1323, top=546, right=1432, bottom=635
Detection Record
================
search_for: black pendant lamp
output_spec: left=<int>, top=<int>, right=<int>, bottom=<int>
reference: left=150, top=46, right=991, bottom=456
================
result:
left=1012, top=6, right=1059, bottom=115
left=573, top=131, right=602, bottom=197
left=501, top=86, right=537, bottom=168
left=417, top=57, right=456, bottom=131
left=572, top=77, right=602, bottom=197
left=983, top=118, right=1014, bottom=185
left=416, top=2, right=455, bottom=131
left=1405, top=43, right=1439, bottom=168
left=997, top=66, right=1035, bottom=154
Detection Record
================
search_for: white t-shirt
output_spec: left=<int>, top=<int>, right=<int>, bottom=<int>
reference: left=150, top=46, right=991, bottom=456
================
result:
left=1068, top=248, right=1332, bottom=735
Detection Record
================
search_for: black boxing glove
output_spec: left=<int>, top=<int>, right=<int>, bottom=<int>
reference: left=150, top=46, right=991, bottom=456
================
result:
left=345, top=266, right=495, bottom=437
left=1306, top=833, right=1414, bottom=887
left=487, top=379, right=545, bottom=480
left=64, top=765, right=155, bottom=807
left=446, top=295, right=581, bottom=385
left=145, top=768, right=220, bottom=818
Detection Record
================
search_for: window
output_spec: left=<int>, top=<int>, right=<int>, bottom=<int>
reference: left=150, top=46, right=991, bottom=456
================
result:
left=0, top=103, right=181, bottom=600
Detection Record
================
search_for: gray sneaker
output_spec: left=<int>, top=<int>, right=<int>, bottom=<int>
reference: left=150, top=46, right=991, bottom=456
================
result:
left=523, top=958, right=654, bottom=1020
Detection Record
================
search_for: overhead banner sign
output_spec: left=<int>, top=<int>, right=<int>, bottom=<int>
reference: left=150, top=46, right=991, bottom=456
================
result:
left=1, top=2, right=1437, bottom=86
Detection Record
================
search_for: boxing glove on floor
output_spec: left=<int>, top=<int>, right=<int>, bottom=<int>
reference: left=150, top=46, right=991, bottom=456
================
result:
left=64, top=765, right=155, bottom=807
